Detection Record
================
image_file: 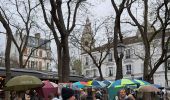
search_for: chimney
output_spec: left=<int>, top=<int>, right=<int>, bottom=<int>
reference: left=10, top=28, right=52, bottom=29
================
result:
left=35, top=33, right=40, bottom=38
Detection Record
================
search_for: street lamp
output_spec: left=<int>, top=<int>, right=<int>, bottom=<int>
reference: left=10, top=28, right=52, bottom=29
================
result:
left=117, top=42, right=126, bottom=56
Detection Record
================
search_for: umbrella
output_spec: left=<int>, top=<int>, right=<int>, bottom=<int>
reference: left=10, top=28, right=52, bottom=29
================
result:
left=137, top=85, right=160, bottom=92
left=72, top=82, right=85, bottom=89
left=108, top=79, right=136, bottom=88
left=4, top=75, right=43, bottom=91
left=132, top=79, right=150, bottom=86
left=50, top=81, right=58, bottom=88
left=152, top=84, right=162, bottom=88
left=103, top=80, right=112, bottom=86
left=91, top=80, right=106, bottom=88
left=80, top=81, right=88, bottom=85
left=107, top=79, right=150, bottom=100
left=87, top=81, right=92, bottom=86
left=108, top=79, right=150, bottom=88
left=37, top=80, right=58, bottom=99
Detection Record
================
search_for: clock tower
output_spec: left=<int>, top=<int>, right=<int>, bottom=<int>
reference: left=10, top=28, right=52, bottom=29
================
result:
left=81, top=18, right=95, bottom=53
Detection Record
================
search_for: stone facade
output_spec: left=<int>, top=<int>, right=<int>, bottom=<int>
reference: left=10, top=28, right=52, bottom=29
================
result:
left=11, top=33, right=52, bottom=71
left=81, top=19, right=170, bottom=87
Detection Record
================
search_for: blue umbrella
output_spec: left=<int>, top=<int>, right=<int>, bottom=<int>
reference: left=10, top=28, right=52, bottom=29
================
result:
left=103, top=80, right=112, bottom=86
left=152, top=84, right=162, bottom=88
left=108, top=79, right=150, bottom=88
left=108, top=79, right=150, bottom=100
left=91, top=80, right=106, bottom=88
left=72, top=82, right=85, bottom=89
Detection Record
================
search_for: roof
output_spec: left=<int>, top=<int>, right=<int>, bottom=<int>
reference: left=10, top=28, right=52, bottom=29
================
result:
left=0, top=67, right=91, bottom=82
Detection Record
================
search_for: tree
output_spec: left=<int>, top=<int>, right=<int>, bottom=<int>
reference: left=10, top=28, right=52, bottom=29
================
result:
left=39, top=0, right=86, bottom=82
left=71, top=17, right=113, bottom=81
left=111, top=0, right=127, bottom=80
left=0, top=0, right=51, bottom=98
left=71, top=59, right=82, bottom=75
left=0, top=0, right=46, bottom=69
left=126, top=0, right=170, bottom=83
left=0, top=10, right=13, bottom=100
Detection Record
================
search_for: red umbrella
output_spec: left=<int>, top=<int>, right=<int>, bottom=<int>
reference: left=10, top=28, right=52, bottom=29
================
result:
left=37, top=80, right=58, bottom=100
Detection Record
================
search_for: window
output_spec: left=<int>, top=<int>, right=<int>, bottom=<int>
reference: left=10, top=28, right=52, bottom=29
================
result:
left=35, top=50, right=38, bottom=56
left=39, top=61, right=42, bottom=70
left=93, top=69, right=98, bottom=77
left=126, top=64, right=132, bottom=74
left=39, top=50, right=42, bottom=57
left=85, top=57, right=89, bottom=65
left=167, top=60, right=170, bottom=70
left=108, top=67, right=113, bottom=76
left=168, top=42, right=170, bottom=52
left=108, top=52, right=113, bottom=62
left=46, top=42, right=50, bottom=49
left=125, top=49, right=131, bottom=59
left=47, top=51, right=51, bottom=58
left=93, top=56, right=97, bottom=64
left=32, top=51, right=35, bottom=57
left=47, top=63, right=50, bottom=70
left=31, top=61, right=35, bottom=68
left=86, top=70, right=90, bottom=77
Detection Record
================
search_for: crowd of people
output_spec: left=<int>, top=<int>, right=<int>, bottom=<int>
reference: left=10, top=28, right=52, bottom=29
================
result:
left=9, top=87, right=107, bottom=100
left=6, top=86, right=168, bottom=100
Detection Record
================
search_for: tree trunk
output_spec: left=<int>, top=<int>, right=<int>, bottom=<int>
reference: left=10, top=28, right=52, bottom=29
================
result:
left=0, top=11, right=12, bottom=100
left=19, top=53, right=23, bottom=68
left=165, top=53, right=168, bottom=86
left=61, top=36, right=70, bottom=82
left=57, top=46, right=62, bottom=82
left=5, top=35, right=12, bottom=100
left=98, top=67, right=104, bottom=81
left=143, top=45, right=150, bottom=82
left=115, top=56, right=123, bottom=80
left=114, top=15, right=123, bottom=80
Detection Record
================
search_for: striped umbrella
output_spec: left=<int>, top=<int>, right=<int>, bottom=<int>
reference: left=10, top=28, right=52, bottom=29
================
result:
left=108, top=79, right=150, bottom=88
left=132, top=79, right=150, bottom=86
left=72, top=82, right=86, bottom=89
left=87, top=80, right=106, bottom=88
left=108, top=79, right=150, bottom=100
left=103, top=80, right=112, bottom=86
left=91, top=80, right=106, bottom=88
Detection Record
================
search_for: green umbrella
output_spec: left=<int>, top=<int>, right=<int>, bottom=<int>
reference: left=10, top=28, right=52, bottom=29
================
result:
left=4, top=75, right=43, bottom=91
left=108, top=79, right=150, bottom=100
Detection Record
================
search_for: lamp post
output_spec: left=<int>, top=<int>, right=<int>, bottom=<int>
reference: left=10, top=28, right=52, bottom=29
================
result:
left=117, top=42, right=125, bottom=57
left=115, top=42, right=125, bottom=80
